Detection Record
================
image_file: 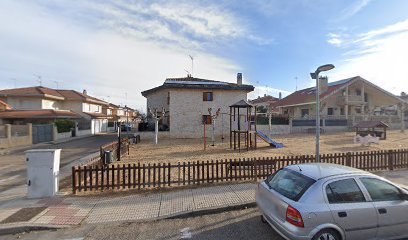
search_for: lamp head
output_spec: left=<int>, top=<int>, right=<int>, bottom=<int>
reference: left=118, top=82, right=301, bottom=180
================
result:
left=316, top=64, right=335, bottom=73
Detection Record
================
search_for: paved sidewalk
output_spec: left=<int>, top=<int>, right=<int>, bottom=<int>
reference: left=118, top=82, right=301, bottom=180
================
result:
left=0, top=169, right=407, bottom=234
left=0, top=183, right=256, bottom=229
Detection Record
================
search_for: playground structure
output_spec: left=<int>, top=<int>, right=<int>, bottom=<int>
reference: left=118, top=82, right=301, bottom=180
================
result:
left=354, top=121, right=389, bottom=140
left=229, top=100, right=284, bottom=151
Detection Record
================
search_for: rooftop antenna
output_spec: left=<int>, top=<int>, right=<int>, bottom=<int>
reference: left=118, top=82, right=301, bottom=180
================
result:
left=189, top=55, right=194, bottom=76
left=53, top=80, right=62, bottom=89
left=295, top=76, right=298, bottom=91
left=34, top=74, right=42, bottom=86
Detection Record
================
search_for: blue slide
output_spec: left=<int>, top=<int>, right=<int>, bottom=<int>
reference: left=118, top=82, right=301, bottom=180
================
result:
left=256, top=130, right=284, bottom=148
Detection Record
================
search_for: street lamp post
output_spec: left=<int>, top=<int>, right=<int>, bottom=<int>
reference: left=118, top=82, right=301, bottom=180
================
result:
left=310, top=64, right=335, bottom=162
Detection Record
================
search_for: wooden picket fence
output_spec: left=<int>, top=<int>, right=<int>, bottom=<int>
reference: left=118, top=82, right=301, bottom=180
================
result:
left=72, top=149, right=408, bottom=194
left=98, top=137, right=129, bottom=165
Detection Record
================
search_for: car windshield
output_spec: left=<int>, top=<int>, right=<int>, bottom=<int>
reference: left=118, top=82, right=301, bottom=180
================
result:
left=266, top=168, right=316, bottom=201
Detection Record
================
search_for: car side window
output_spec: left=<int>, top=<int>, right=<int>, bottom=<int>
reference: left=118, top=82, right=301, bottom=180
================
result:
left=360, top=178, right=401, bottom=201
left=326, top=178, right=366, bottom=204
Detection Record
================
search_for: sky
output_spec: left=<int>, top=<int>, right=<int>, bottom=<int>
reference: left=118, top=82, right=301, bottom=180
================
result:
left=1, top=0, right=408, bottom=112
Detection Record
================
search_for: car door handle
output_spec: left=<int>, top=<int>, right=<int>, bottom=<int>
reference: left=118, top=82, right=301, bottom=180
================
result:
left=378, top=208, right=387, bottom=214
left=338, top=212, right=347, bottom=218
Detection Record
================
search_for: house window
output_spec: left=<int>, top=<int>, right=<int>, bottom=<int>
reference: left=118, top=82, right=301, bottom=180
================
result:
left=356, top=89, right=362, bottom=96
left=202, top=115, right=212, bottom=124
left=355, top=107, right=362, bottom=114
left=301, top=109, right=309, bottom=118
left=340, top=108, right=344, bottom=115
left=327, top=108, right=334, bottom=115
left=203, top=92, right=213, bottom=101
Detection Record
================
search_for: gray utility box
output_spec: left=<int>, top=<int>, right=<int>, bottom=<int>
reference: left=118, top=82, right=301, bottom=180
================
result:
left=25, top=149, right=61, bottom=199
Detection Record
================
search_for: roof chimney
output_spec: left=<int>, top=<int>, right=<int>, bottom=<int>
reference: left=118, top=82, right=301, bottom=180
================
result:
left=237, top=73, right=242, bottom=85
left=83, top=89, right=87, bottom=95
left=319, top=76, right=328, bottom=94
left=279, top=92, right=282, bottom=100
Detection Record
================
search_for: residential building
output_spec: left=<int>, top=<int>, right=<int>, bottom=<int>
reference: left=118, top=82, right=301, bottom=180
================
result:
left=56, top=89, right=109, bottom=134
left=0, top=99, right=12, bottom=111
left=0, top=86, right=109, bottom=134
left=275, top=76, right=404, bottom=122
left=141, top=74, right=254, bottom=138
left=249, top=94, right=279, bottom=108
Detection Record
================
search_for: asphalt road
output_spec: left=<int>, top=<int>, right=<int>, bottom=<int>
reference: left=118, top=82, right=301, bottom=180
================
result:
left=0, top=134, right=117, bottom=193
left=0, top=208, right=284, bottom=240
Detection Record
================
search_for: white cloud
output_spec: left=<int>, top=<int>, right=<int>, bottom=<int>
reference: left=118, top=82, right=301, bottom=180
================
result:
left=336, top=0, right=371, bottom=21
left=327, top=33, right=343, bottom=47
left=0, top=0, right=264, bottom=112
left=330, top=19, right=408, bottom=95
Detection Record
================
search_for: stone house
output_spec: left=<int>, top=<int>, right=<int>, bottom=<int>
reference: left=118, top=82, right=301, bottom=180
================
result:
left=141, top=74, right=254, bottom=138
left=275, top=76, right=405, bottom=126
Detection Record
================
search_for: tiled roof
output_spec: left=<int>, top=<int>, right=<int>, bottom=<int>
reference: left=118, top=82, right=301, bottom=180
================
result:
left=142, top=76, right=254, bottom=97
left=249, top=95, right=279, bottom=104
left=0, top=86, right=108, bottom=105
left=354, top=121, right=389, bottom=128
left=56, top=90, right=108, bottom=105
left=84, top=112, right=108, bottom=119
left=275, top=77, right=357, bottom=107
left=0, top=86, right=64, bottom=99
left=230, top=100, right=254, bottom=108
left=0, top=109, right=80, bottom=119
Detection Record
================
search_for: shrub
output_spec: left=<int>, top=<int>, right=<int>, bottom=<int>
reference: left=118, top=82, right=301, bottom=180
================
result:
left=55, top=119, right=75, bottom=133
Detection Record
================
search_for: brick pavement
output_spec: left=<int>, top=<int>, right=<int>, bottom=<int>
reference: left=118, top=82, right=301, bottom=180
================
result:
left=0, top=183, right=256, bottom=228
left=0, top=169, right=407, bottom=231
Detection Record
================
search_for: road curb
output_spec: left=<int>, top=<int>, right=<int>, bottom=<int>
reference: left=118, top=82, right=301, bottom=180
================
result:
left=164, top=202, right=257, bottom=220
left=0, top=224, right=68, bottom=236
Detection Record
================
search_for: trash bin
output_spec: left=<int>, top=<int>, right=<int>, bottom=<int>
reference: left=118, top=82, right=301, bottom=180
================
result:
left=104, top=150, right=113, bottom=164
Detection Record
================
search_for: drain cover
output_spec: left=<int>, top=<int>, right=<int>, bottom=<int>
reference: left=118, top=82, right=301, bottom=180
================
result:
left=1, top=207, right=47, bottom=223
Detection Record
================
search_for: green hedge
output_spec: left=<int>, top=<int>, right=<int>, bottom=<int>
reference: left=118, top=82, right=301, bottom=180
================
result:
left=55, top=119, right=75, bottom=133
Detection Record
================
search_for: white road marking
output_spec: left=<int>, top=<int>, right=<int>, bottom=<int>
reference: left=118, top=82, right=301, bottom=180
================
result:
left=180, top=227, right=192, bottom=239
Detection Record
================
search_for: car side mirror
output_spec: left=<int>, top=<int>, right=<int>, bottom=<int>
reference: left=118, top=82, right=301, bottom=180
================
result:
left=398, top=193, right=408, bottom=201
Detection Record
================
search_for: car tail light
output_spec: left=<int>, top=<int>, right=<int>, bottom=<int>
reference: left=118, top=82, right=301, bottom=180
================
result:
left=286, top=205, right=304, bottom=228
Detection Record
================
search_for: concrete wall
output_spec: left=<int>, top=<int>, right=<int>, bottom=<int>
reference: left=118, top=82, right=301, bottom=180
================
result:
left=0, top=124, right=32, bottom=148
left=62, top=100, right=83, bottom=113
left=56, top=131, right=72, bottom=140
left=169, top=89, right=248, bottom=138
left=256, top=124, right=291, bottom=135
left=1, top=97, right=42, bottom=110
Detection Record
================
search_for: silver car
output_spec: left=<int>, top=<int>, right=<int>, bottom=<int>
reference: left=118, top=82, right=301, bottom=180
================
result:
left=256, top=163, right=408, bottom=240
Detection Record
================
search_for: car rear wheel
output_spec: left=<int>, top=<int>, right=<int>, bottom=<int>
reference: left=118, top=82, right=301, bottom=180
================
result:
left=312, top=229, right=340, bottom=240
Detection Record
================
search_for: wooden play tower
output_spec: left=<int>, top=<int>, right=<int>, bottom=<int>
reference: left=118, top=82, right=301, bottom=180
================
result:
left=229, top=100, right=257, bottom=151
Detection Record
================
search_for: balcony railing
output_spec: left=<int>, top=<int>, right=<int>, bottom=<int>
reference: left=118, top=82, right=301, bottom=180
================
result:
left=337, top=95, right=366, bottom=105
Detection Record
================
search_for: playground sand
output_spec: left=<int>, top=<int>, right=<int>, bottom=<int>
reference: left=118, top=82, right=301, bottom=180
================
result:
left=123, top=130, right=408, bottom=164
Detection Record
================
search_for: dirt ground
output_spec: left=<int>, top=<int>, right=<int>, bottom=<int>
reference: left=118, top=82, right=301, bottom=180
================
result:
left=123, top=130, right=408, bottom=164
